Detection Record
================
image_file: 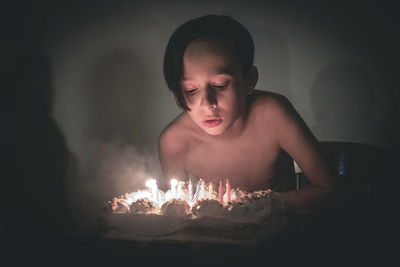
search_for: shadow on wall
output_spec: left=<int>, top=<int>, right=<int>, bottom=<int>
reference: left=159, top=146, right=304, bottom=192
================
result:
left=254, top=26, right=291, bottom=98
left=0, top=49, right=78, bottom=246
left=310, top=61, right=388, bottom=148
left=87, top=48, right=158, bottom=152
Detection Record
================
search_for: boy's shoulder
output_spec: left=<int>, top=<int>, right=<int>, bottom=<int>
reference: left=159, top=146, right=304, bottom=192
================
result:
left=159, top=111, right=192, bottom=135
left=158, top=112, right=192, bottom=155
left=249, top=90, right=294, bottom=119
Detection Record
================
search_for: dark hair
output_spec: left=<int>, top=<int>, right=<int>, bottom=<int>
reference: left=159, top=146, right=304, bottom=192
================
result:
left=163, top=14, right=255, bottom=110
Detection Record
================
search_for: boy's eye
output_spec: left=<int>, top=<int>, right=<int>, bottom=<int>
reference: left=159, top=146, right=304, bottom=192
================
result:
left=184, top=89, right=197, bottom=95
left=213, top=83, right=229, bottom=89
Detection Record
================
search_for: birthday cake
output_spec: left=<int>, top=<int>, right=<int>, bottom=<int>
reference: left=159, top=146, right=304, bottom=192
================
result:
left=100, top=179, right=288, bottom=245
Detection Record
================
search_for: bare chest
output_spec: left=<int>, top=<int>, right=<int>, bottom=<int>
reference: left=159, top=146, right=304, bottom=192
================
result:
left=184, top=134, right=281, bottom=191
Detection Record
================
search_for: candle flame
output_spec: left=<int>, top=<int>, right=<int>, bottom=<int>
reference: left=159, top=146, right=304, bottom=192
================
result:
left=170, top=178, right=178, bottom=187
left=145, top=179, right=158, bottom=201
left=145, top=179, right=157, bottom=188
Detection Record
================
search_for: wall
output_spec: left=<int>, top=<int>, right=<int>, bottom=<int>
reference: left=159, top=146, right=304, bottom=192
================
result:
left=42, top=1, right=399, bottom=154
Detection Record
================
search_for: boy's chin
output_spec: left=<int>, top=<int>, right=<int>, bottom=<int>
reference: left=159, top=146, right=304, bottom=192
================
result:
left=201, top=126, right=225, bottom=136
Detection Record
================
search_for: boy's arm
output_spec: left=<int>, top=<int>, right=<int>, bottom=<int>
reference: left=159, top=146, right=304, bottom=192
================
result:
left=269, top=95, right=341, bottom=214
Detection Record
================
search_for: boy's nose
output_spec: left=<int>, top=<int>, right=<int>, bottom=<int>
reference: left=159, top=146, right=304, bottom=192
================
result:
left=200, top=87, right=217, bottom=110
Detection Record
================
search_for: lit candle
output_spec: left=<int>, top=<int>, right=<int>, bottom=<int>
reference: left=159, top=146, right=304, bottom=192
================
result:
left=194, top=180, right=201, bottom=202
left=219, top=181, right=223, bottom=205
left=170, top=178, right=178, bottom=198
left=188, top=180, right=193, bottom=203
left=145, top=179, right=158, bottom=201
left=199, top=179, right=205, bottom=200
left=208, top=182, right=213, bottom=199
left=226, top=179, right=231, bottom=203
left=177, top=181, right=184, bottom=199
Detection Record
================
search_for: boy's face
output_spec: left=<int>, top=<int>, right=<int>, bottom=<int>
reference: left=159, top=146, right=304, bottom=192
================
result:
left=182, top=39, right=254, bottom=136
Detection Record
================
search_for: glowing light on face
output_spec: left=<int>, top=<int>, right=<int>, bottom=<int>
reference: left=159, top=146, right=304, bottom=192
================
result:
left=182, top=40, right=249, bottom=136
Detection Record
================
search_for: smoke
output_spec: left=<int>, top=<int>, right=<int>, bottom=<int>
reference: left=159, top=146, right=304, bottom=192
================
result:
left=68, top=138, right=163, bottom=232
left=83, top=138, right=162, bottom=201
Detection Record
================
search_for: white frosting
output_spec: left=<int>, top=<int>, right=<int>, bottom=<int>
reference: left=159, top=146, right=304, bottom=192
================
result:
left=161, top=199, right=191, bottom=217
left=191, top=199, right=224, bottom=218
left=105, top=185, right=288, bottom=244
left=130, top=198, right=154, bottom=214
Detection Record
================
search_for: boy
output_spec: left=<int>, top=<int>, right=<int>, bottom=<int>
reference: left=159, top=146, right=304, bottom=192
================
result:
left=159, top=15, right=338, bottom=214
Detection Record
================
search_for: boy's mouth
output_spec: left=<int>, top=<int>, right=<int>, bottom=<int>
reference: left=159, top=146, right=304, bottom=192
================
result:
left=203, top=118, right=222, bottom=128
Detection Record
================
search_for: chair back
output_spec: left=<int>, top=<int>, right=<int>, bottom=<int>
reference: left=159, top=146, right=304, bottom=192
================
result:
left=297, top=141, right=387, bottom=208
left=321, top=142, right=386, bottom=207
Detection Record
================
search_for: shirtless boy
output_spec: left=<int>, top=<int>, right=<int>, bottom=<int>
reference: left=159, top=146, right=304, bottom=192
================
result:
left=159, top=15, right=339, bottom=214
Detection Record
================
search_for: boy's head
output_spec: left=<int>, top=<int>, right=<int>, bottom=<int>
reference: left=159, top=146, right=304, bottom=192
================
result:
left=163, top=14, right=255, bottom=111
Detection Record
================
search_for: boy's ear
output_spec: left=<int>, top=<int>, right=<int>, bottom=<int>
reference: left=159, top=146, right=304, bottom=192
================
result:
left=245, top=66, right=258, bottom=94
